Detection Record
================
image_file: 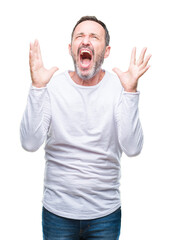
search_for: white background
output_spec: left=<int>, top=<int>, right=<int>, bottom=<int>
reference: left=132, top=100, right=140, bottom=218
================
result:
left=0, top=0, right=171, bottom=239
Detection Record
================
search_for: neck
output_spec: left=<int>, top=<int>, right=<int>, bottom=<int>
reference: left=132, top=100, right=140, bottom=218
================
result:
left=69, top=69, right=105, bottom=86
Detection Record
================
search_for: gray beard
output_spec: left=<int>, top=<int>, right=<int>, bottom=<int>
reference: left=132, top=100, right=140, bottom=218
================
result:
left=71, top=48, right=105, bottom=81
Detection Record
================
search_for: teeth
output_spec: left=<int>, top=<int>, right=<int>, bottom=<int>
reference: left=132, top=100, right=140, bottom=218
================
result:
left=81, top=50, right=91, bottom=55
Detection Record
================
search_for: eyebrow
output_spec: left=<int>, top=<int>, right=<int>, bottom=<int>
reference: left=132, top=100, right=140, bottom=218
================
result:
left=75, top=32, right=100, bottom=38
left=75, top=32, right=84, bottom=37
left=90, top=33, right=100, bottom=38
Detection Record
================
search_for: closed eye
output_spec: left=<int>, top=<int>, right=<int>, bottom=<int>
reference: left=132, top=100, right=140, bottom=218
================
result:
left=75, top=33, right=84, bottom=39
left=90, top=34, right=100, bottom=40
left=76, top=35, right=83, bottom=39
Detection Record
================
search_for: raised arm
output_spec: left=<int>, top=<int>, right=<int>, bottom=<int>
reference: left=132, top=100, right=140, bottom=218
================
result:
left=20, top=40, right=58, bottom=152
left=29, top=39, right=58, bottom=88
left=114, top=48, right=151, bottom=156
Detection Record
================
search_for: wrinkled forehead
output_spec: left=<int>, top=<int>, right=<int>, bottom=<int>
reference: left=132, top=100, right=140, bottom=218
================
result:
left=73, top=20, right=105, bottom=38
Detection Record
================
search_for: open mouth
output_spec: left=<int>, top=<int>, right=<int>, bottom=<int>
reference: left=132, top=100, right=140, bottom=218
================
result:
left=79, top=48, right=93, bottom=69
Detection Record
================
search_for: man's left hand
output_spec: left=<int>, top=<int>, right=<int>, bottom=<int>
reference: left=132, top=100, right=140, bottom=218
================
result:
left=113, top=47, right=151, bottom=92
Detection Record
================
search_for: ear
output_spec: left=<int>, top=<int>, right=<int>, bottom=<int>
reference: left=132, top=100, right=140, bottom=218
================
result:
left=68, top=44, right=72, bottom=55
left=104, top=46, right=111, bottom=59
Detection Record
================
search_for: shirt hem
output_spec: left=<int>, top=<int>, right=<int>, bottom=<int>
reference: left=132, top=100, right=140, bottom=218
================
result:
left=42, top=201, right=121, bottom=220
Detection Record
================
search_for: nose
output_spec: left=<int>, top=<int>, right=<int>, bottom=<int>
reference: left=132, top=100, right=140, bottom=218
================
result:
left=81, top=35, right=90, bottom=45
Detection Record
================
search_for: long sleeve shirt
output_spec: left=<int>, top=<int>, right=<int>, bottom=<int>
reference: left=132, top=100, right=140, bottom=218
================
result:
left=20, top=70, right=143, bottom=220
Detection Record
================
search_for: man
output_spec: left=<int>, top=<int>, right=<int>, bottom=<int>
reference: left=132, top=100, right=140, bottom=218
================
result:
left=20, top=16, right=151, bottom=240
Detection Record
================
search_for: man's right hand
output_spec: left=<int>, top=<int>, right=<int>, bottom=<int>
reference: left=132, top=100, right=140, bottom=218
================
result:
left=29, top=40, right=58, bottom=88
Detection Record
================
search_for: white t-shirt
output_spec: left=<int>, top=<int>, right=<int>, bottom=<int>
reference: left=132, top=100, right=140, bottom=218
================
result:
left=20, top=70, right=143, bottom=220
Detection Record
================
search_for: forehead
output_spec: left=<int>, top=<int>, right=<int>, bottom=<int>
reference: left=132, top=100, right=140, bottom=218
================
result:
left=73, top=20, right=105, bottom=37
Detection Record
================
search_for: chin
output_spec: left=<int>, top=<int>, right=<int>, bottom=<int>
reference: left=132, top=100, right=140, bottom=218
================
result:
left=79, top=73, right=94, bottom=81
left=76, top=65, right=101, bottom=81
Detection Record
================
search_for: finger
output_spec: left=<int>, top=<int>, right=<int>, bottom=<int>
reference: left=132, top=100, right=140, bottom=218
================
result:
left=137, top=47, right=147, bottom=66
left=130, top=47, right=136, bottom=65
left=34, top=39, right=40, bottom=59
left=29, top=43, right=34, bottom=67
left=139, top=65, right=151, bottom=78
left=29, top=40, right=41, bottom=69
left=30, top=42, right=34, bottom=51
left=140, top=54, right=152, bottom=70
left=29, top=42, right=34, bottom=59
left=49, top=67, right=59, bottom=78
left=29, top=41, right=37, bottom=63
left=29, top=48, right=32, bottom=66
left=112, top=67, right=123, bottom=78
left=32, top=39, right=43, bottom=67
left=35, top=40, right=42, bottom=60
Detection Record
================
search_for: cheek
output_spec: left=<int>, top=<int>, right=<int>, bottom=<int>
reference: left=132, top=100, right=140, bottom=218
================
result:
left=94, top=46, right=103, bottom=57
left=71, top=46, right=79, bottom=58
left=70, top=46, right=79, bottom=61
left=70, top=44, right=76, bottom=55
left=93, top=42, right=105, bottom=53
left=72, top=40, right=82, bottom=50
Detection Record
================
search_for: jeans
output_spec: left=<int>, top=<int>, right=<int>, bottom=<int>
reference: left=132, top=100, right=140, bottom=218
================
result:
left=42, top=206, right=121, bottom=240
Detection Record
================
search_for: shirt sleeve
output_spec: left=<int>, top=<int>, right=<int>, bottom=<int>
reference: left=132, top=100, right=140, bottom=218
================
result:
left=115, top=91, right=144, bottom=157
left=20, top=86, right=51, bottom=152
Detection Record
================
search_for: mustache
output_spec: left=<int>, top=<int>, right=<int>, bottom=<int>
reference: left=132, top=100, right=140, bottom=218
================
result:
left=77, top=46, right=94, bottom=56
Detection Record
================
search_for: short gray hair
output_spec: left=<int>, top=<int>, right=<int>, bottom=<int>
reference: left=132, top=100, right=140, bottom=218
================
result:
left=71, top=16, right=110, bottom=46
